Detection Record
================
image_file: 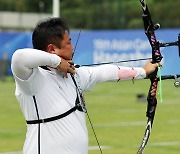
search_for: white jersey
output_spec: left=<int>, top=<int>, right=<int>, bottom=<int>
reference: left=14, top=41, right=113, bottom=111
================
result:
left=11, top=48, right=146, bottom=154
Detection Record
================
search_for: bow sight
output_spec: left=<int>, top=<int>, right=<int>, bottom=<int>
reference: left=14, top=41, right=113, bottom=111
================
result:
left=155, top=32, right=180, bottom=56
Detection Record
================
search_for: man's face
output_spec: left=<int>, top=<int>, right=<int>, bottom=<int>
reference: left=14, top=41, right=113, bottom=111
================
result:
left=53, top=31, right=74, bottom=60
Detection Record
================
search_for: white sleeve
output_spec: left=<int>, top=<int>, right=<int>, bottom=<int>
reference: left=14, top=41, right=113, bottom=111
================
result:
left=77, top=64, right=146, bottom=91
left=11, top=48, right=61, bottom=80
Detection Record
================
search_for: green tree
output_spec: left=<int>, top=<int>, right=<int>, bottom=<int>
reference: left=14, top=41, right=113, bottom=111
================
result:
left=0, top=0, right=179, bottom=29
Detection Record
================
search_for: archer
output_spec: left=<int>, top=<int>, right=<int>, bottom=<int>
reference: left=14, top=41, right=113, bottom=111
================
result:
left=11, top=17, right=158, bottom=154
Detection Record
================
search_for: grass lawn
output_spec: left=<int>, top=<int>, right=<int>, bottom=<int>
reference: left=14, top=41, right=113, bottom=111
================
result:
left=0, top=77, right=180, bottom=153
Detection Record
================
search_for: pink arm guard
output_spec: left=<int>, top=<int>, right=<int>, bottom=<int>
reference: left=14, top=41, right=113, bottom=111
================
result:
left=117, top=66, right=138, bottom=81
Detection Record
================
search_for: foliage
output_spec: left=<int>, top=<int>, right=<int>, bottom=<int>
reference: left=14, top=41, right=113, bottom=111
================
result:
left=0, top=0, right=179, bottom=29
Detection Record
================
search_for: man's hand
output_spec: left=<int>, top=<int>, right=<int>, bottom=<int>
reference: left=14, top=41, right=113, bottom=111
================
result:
left=57, top=58, right=75, bottom=78
left=143, top=61, right=162, bottom=77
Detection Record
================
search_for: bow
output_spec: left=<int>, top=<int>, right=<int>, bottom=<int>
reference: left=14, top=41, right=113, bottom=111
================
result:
left=137, top=0, right=162, bottom=153
left=137, top=0, right=180, bottom=153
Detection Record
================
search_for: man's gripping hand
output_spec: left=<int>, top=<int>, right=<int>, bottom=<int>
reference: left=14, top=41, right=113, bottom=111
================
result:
left=56, top=58, right=75, bottom=78
left=143, top=60, right=162, bottom=77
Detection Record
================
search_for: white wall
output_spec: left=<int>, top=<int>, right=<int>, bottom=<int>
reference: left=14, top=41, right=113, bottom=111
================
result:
left=0, top=11, right=52, bottom=29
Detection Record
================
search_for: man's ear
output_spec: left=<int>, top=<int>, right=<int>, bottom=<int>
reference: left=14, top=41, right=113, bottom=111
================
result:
left=47, top=44, right=56, bottom=54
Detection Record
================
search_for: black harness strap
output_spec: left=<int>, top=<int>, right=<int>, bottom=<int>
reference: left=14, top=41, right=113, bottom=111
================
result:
left=26, top=105, right=78, bottom=124
left=32, top=96, right=41, bottom=154
left=27, top=68, right=85, bottom=154
left=27, top=68, right=83, bottom=125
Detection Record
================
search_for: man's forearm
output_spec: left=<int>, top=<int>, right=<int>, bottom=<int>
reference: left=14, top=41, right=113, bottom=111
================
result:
left=87, top=64, right=146, bottom=84
left=11, top=48, right=61, bottom=80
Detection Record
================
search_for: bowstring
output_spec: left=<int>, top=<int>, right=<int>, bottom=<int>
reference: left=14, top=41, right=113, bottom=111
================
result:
left=73, top=0, right=92, bottom=56
left=72, top=0, right=103, bottom=153
left=86, top=111, right=103, bottom=154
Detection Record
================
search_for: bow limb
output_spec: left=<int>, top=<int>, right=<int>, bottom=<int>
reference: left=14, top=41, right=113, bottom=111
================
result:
left=137, top=0, right=163, bottom=153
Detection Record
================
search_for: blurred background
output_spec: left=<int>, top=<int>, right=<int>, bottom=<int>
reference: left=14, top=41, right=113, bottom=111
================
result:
left=0, top=0, right=180, bottom=78
left=0, top=0, right=180, bottom=153
left=0, top=0, right=179, bottom=30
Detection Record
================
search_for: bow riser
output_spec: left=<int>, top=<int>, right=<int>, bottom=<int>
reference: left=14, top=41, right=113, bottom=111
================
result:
left=140, top=0, right=160, bottom=119
left=137, top=0, right=163, bottom=153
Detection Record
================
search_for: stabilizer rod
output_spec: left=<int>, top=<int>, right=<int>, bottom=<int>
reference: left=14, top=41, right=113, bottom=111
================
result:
left=156, top=33, right=180, bottom=57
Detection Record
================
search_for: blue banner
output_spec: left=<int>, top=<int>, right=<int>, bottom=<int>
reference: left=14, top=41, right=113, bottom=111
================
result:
left=0, top=29, right=179, bottom=75
left=0, top=31, right=32, bottom=75
left=72, top=29, right=180, bottom=76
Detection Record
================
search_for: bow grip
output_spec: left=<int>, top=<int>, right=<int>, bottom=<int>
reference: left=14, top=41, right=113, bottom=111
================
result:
left=146, top=70, right=158, bottom=118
